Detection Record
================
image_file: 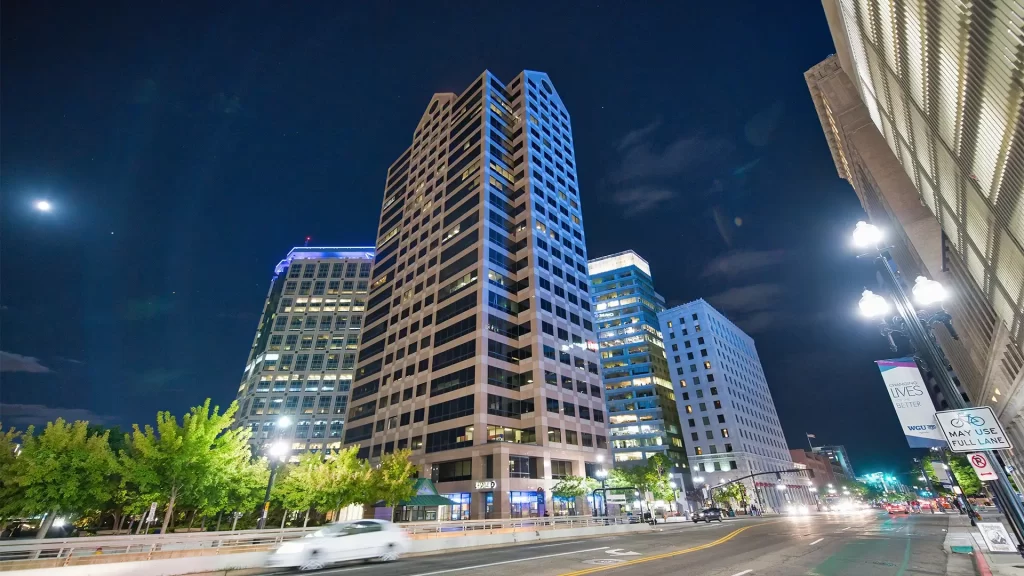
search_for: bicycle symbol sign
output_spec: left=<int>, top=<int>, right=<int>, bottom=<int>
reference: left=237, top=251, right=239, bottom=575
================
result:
left=934, top=407, right=1011, bottom=452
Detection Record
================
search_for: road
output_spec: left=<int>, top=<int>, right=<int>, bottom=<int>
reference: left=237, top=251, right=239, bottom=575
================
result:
left=276, top=511, right=954, bottom=576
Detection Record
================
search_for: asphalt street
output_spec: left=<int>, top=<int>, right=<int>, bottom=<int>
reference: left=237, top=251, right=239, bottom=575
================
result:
left=276, top=511, right=954, bottom=576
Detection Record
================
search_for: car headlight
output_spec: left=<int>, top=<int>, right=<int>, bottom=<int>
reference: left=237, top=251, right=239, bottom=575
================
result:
left=276, top=542, right=306, bottom=554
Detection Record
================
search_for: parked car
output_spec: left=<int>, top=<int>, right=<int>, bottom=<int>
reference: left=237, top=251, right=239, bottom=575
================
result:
left=267, top=519, right=408, bottom=571
left=693, top=508, right=724, bottom=523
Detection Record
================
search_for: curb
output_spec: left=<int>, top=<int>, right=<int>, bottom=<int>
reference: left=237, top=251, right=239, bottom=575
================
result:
left=974, top=550, right=994, bottom=576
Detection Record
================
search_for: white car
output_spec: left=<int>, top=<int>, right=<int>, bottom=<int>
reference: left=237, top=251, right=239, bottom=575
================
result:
left=267, top=519, right=409, bottom=571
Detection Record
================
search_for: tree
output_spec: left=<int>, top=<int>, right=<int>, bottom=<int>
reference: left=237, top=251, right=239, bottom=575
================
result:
left=273, top=453, right=322, bottom=526
left=8, top=419, right=116, bottom=538
left=121, top=399, right=250, bottom=533
left=313, top=447, right=374, bottom=516
left=949, top=454, right=983, bottom=496
left=372, top=450, right=417, bottom=521
left=0, top=426, right=23, bottom=521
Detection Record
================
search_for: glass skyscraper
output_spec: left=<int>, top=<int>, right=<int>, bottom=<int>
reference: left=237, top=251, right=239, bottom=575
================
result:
left=588, top=251, right=687, bottom=476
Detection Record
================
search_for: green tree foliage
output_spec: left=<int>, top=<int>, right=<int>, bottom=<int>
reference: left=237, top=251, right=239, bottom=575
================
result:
left=717, top=482, right=748, bottom=508
left=313, top=447, right=374, bottom=515
left=0, top=426, right=22, bottom=518
left=372, top=450, right=417, bottom=520
left=949, top=454, right=983, bottom=496
left=608, top=454, right=675, bottom=502
left=273, top=453, right=321, bottom=522
left=8, top=419, right=116, bottom=538
left=551, top=476, right=588, bottom=500
left=121, top=399, right=251, bottom=533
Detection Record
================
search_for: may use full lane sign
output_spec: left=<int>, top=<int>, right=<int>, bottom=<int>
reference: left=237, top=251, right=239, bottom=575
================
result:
left=934, top=407, right=1012, bottom=452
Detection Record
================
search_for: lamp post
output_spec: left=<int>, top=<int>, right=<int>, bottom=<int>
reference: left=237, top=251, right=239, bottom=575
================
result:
left=596, top=468, right=608, bottom=516
left=257, top=416, right=292, bottom=530
left=669, top=481, right=679, bottom=516
left=853, top=221, right=1020, bottom=550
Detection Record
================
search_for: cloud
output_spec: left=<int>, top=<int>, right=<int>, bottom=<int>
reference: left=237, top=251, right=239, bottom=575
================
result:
left=0, top=351, right=51, bottom=373
left=617, top=118, right=663, bottom=151
left=0, top=403, right=110, bottom=427
left=745, top=100, right=785, bottom=147
left=708, top=284, right=785, bottom=314
left=610, top=187, right=677, bottom=217
left=612, top=135, right=733, bottom=183
left=701, top=250, right=789, bottom=279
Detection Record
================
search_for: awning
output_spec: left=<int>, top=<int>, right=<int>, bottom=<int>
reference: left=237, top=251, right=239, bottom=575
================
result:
left=383, top=478, right=456, bottom=508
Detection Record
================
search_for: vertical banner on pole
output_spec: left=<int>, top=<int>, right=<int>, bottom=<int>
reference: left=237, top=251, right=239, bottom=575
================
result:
left=876, top=358, right=947, bottom=448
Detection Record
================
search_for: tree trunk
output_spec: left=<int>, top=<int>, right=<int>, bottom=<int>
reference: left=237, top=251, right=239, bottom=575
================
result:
left=161, top=488, right=177, bottom=534
left=280, top=511, right=287, bottom=529
left=187, top=510, right=197, bottom=531
left=230, top=514, right=239, bottom=531
left=35, top=510, right=56, bottom=539
left=200, top=515, right=207, bottom=532
left=303, top=509, right=310, bottom=528
left=215, top=512, right=222, bottom=532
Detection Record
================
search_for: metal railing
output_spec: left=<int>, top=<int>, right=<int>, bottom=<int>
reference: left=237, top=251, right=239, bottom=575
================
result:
left=0, top=515, right=632, bottom=568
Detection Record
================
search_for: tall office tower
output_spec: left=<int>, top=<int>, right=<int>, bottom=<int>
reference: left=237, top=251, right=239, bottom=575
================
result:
left=235, top=247, right=374, bottom=454
left=344, top=71, right=607, bottom=520
left=811, top=445, right=855, bottom=480
left=806, top=0, right=1024, bottom=480
left=588, top=251, right=689, bottom=479
left=657, top=300, right=813, bottom=512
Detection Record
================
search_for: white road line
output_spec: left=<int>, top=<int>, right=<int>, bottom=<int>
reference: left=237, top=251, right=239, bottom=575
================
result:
left=809, top=538, right=824, bottom=545
left=842, top=526, right=852, bottom=531
left=526, top=540, right=586, bottom=548
left=396, top=546, right=611, bottom=576
left=730, top=570, right=753, bottom=576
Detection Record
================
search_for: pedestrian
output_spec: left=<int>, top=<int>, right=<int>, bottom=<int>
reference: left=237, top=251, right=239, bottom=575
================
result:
left=750, top=504, right=758, bottom=517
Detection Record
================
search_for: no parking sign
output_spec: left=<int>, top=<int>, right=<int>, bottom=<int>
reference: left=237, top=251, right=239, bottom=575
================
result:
left=968, top=452, right=998, bottom=482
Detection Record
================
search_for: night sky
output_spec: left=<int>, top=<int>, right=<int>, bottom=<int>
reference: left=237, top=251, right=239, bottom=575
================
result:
left=0, top=2, right=911, bottom=473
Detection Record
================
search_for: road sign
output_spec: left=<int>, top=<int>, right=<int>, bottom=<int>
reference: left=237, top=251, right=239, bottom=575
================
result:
left=607, top=494, right=627, bottom=503
left=934, top=407, right=1012, bottom=452
left=968, top=453, right=999, bottom=482
left=978, top=522, right=1018, bottom=552
left=147, top=502, right=157, bottom=522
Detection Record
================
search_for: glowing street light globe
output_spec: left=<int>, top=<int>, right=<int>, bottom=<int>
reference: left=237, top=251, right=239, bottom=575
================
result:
left=852, top=221, right=884, bottom=248
left=859, top=290, right=890, bottom=318
left=912, top=276, right=948, bottom=306
left=34, top=200, right=52, bottom=212
left=269, top=441, right=289, bottom=460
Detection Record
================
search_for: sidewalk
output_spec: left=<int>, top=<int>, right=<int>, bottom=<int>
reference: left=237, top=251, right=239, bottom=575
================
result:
left=943, top=512, right=1024, bottom=575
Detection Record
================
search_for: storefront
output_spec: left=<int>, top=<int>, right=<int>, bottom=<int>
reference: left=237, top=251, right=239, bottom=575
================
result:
left=551, top=495, right=578, bottom=516
left=509, top=490, right=545, bottom=518
left=441, top=492, right=471, bottom=521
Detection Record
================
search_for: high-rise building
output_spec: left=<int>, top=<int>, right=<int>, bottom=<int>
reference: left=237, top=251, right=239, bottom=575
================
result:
left=344, top=71, right=608, bottom=520
left=588, top=251, right=688, bottom=477
left=806, top=0, right=1024, bottom=480
left=811, top=445, right=855, bottom=481
left=657, top=300, right=812, bottom=512
left=235, top=246, right=375, bottom=454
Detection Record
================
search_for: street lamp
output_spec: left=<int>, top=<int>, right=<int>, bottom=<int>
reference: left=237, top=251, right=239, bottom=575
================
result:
left=850, top=222, right=1016, bottom=542
left=257, top=417, right=292, bottom=530
left=34, top=199, right=52, bottom=212
left=596, top=468, right=608, bottom=516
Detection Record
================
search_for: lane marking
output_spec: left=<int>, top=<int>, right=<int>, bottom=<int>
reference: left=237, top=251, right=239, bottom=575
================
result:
left=558, top=521, right=779, bottom=575
left=396, top=546, right=610, bottom=576
left=810, top=538, right=824, bottom=545
left=842, top=527, right=852, bottom=531
left=528, top=540, right=587, bottom=548
left=730, top=571, right=753, bottom=576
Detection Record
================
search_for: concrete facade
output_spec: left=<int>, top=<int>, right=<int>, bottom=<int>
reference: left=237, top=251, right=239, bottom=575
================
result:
left=807, top=0, right=1024, bottom=487
left=345, top=71, right=609, bottom=519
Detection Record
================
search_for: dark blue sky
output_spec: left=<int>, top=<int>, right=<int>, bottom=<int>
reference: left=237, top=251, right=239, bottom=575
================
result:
left=0, top=1, right=909, bottom=473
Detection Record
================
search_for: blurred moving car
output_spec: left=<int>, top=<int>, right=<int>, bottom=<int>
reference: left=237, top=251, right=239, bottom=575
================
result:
left=884, top=503, right=909, bottom=514
left=693, top=508, right=724, bottom=523
left=786, top=504, right=810, bottom=515
left=267, top=519, right=408, bottom=571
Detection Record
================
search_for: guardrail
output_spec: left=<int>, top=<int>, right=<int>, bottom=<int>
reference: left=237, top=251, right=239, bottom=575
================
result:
left=0, top=515, right=631, bottom=570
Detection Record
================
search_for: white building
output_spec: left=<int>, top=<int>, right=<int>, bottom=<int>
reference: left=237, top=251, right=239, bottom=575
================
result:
left=657, top=299, right=813, bottom=511
left=235, top=246, right=374, bottom=454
